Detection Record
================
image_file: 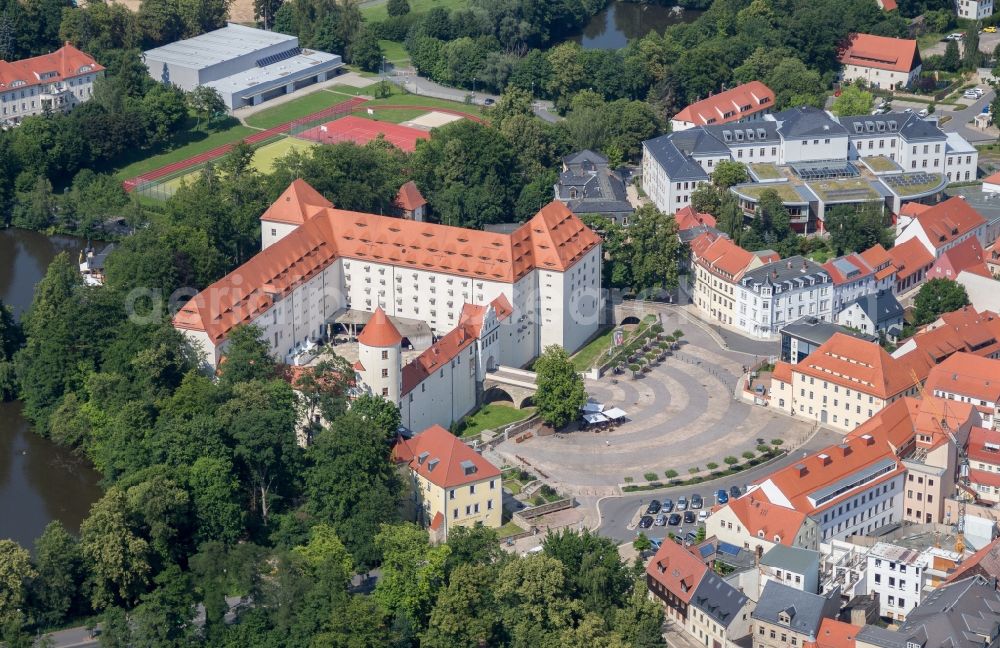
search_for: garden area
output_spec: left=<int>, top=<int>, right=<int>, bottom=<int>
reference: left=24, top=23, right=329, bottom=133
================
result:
left=622, top=439, right=787, bottom=492
left=453, top=403, right=535, bottom=438
left=599, top=320, right=687, bottom=380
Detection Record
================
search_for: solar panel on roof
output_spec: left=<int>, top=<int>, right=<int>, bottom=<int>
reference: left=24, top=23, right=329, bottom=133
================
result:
left=256, top=47, right=301, bottom=68
left=699, top=544, right=714, bottom=558
left=718, top=542, right=741, bottom=555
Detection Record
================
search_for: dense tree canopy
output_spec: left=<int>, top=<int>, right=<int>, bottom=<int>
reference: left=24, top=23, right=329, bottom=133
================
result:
left=534, top=345, right=587, bottom=429
left=913, top=278, right=970, bottom=325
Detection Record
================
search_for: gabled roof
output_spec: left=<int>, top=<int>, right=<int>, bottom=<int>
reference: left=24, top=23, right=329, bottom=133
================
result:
left=793, top=333, right=925, bottom=399
left=807, top=619, right=861, bottom=648
left=672, top=81, right=775, bottom=127
left=930, top=237, right=992, bottom=279
left=983, top=170, right=1000, bottom=186
left=752, top=581, right=838, bottom=639
left=967, top=426, right=1000, bottom=466
left=945, top=536, right=1000, bottom=584
left=772, top=106, right=847, bottom=139
left=892, top=575, right=1000, bottom=648
left=674, top=205, right=717, bottom=231
left=838, top=33, right=920, bottom=74
left=899, top=307, right=1000, bottom=363
left=899, top=201, right=932, bottom=218
left=646, top=539, right=709, bottom=605
left=724, top=494, right=809, bottom=545
left=910, top=196, right=986, bottom=251
left=876, top=0, right=897, bottom=10
left=823, top=253, right=874, bottom=285
left=887, top=237, right=934, bottom=282
left=0, top=43, right=104, bottom=91
left=693, top=235, right=757, bottom=281
left=357, top=307, right=402, bottom=347
left=925, top=352, right=1000, bottom=414
left=642, top=135, right=712, bottom=180
left=392, top=424, right=500, bottom=489
left=395, top=181, right=427, bottom=212
left=842, top=290, right=904, bottom=326
left=260, top=178, right=334, bottom=226
left=689, top=569, right=749, bottom=629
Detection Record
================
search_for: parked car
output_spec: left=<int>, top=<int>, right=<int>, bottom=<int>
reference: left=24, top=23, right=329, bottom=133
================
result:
left=965, top=90, right=979, bottom=99
left=684, top=531, right=698, bottom=546
left=683, top=511, right=696, bottom=524
left=655, top=513, right=667, bottom=526
left=716, top=489, right=729, bottom=504
left=730, top=485, right=742, bottom=499
left=646, top=500, right=661, bottom=515
left=918, top=108, right=929, bottom=117
left=662, top=498, right=674, bottom=512
left=676, top=497, right=688, bottom=511
left=639, top=515, right=654, bottom=529
left=986, top=25, right=997, bottom=33
left=668, top=513, right=682, bottom=526
left=947, top=32, right=964, bottom=40
left=690, top=494, right=703, bottom=509
left=483, top=98, right=495, bottom=105
left=698, top=510, right=709, bottom=521
left=975, top=87, right=986, bottom=97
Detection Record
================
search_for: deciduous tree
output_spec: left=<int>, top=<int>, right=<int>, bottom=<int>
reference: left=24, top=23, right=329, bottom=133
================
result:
left=0, top=540, right=35, bottom=625
left=534, top=345, right=586, bottom=429
left=913, top=278, right=970, bottom=325
left=831, top=84, right=874, bottom=116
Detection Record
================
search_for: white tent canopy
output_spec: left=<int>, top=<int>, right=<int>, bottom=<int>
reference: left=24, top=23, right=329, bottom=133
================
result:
left=583, top=412, right=609, bottom=424
left=582, top=401, right=605, bottom=413
left=603, top=407, right=628, bottom=420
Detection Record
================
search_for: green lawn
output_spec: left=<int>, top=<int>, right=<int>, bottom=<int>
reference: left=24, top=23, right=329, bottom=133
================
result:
left=251, top=136, right=317, bottom=172
left=571, top=327, right=615, bottom=371
left=114, top=120, right=255, bottom=180
left=861, top=155, right=899, bottom=172
left=732, top=182, right=804, bottom=203
left=749, top=163, right=781, bottom=180
left=364, top=92, right=483, bottom=117
left=361, top=0, right=468, bottom=21
left=456, top=404, right=534, bottom=437
left=366, top=108, right=429, bottom=124
left=497, top=521, right=526, bottom=538
left=380, top=39, right=410, bottom=65
left=245, top=91, right=358, bottom=129
left=329, top=82, right=393, bottom=97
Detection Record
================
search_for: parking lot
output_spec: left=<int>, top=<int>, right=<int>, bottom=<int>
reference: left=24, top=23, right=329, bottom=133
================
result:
left=629, top=487, right=742, bottom=545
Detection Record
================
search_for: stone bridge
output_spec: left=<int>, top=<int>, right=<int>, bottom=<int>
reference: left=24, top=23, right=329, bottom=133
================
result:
left=482, top=366, right=537, bottom=409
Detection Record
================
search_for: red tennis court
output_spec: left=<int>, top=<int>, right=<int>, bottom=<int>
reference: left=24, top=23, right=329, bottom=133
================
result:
left=294, top=115, right=430, bottom=152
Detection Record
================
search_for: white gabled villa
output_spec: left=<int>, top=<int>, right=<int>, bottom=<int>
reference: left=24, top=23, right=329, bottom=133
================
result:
left=173, top=179, right=603, bottom=431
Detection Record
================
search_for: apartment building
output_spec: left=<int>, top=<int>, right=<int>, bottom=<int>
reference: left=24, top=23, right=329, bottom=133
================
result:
left=392, top=424, right=502, bottom=541
left=956, top=0, right=993, bottom=20
left=646, top=540, right=753, bottom=648
left=690, top=232, right=768, bottom=328
left=670, top=81, right=776, bottom=131
left=925, top=352, right=1000, bottom=429
left=967, top=426, right=1000, bottom=503
left=865, top=542, right=963, bottom=622
left=706, top=493, right=821, bottom=554
left=835, top=290, right=905, bottom=340
left=751, top=581, right=841, bottom=648
left=927, top=237, right=991, bottom=282
left=896, top=196, right=987, bottom=259
left=780, top=317, right=876, bottom=365
left=892, top=307, right=1000, bottom=364
left=838, top=34, right=922, bottom=89
left=735, top=257, right=834, bottom=338
left=759, top=544, right=821, bottom=594
left=0, top=43, right=104, bottom=123
left=770, top=333, right=926, bottom=432
left=887, top=238, right=935, bottom=293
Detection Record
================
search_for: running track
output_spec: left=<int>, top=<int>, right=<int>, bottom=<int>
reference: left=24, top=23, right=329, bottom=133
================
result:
left=123, top=99, right=485, bottom=192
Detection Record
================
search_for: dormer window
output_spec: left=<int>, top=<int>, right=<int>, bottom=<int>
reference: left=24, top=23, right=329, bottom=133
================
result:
left=10, top=80, right=24, bottom=87
left=78, top=65, right=92, bottom=73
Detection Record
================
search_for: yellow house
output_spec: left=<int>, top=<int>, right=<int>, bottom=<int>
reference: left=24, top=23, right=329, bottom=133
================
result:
left=392, top=424, right=502, bottom=541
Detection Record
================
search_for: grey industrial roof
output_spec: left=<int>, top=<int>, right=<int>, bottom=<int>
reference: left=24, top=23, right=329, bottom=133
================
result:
left=780, top=316, right=875, bottom=345
left=690, top=571, right=748, bottom=629
left=946, top=187, right=1000, bottom=228
left=771, top=106, right=848, bottom=139
left=858, top=575, right=1000, bottom=648
left=760, top=545, right=820, bottom=574
left=204, top=49, right=341, bottom=95
left=642, top=136, right=711, bottom=181
left=144, top=24, right=296, bottom=70
left=752, top=581, right=838, bottom=639
left=844, top=290, right=904, bottom=326
left=741, top=255, right=830, bottom=290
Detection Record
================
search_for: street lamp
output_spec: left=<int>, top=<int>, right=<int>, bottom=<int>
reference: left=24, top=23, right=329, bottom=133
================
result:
left=472, top=77, right=476, bottom=94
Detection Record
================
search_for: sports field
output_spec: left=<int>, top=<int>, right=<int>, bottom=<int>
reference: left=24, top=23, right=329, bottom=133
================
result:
left=295, top=116, right=430, bottom=152
left=160, top=137, right=317, bottom=193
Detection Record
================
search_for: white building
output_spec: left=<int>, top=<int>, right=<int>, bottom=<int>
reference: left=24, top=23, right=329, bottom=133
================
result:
left=669, top=81, right=775, bottom=131
left=865, top=542, right=963, bottom=622
left=838, top=34, right=922, bottom=90
left=0, top=43, right=104, bottom=124
left=173, top=179, right=603, bottom=432
left=894, top=195, right=987, bottom=259
left=735, top=256, right=833, bottom=339
left=143, top=24, right=344, bottom=109
left=957, top=0, right=993, bottom=20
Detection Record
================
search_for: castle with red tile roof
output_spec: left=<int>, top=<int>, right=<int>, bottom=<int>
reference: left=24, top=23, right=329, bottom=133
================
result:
left=0, top=43, right=104, bottom=123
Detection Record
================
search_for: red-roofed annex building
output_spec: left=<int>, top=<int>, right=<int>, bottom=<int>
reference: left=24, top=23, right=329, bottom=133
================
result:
left=174, top=179, right=603, bottom=432
left=392, top=424, right=502, bottom=541
left=669, top=81, right=775, bottom=131
left=894, top=196, right=987, bottom=259
left=0, top=43, right=104, bottom=123
left=838, top=33, right=922, bottom=90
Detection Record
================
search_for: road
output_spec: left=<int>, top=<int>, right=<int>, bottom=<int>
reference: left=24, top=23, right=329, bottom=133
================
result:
left=596, top=425, right=844, bottom=543
left=386, top=66, right=562, bottom=122
left=939, top=87, right=996, bottom=144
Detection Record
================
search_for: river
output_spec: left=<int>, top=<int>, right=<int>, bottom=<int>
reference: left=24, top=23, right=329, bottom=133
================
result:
left=573, top=2, right=703, bottom=50
left=0, top=228, right=102, bottom=548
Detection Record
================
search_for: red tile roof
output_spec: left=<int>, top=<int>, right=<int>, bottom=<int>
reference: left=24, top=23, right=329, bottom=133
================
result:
left=395, top=181, right=427, bottom=212
left=260, top=178, right=333, bottom=226
left=674, top=205, right=717, bottom=231
left=899, top=202, right=932, bottom=218
left=694, top=235, right=757, bottom=280
left=806, top=619, right=861, bottom=648
left=358, top=307, right=402, bottom=347
left=925, top=353, right=1000, bottom=416
left=966, top=425, right=1000, bottom=465
left=888, top=238, right=934, bottom=282
left=392, top=424, right=500, bottom=489
left=838, top=33, right=920, bottom=73
left=911, top=197, right=986, bottom=252
left=876, top=0, right=897, bottom=10
left=725, top=494, right=808, bottom=545
left=0, top=43, right=104, bottom=91
left=822, top=253, right=874, bottom=285
left=929, top=238, right=991, bottom=280
left=902, top=307, right=1000, bottom=363
left=969, top=467, right=1000, bottom=488
left=794, top=333, right=926, bottom=400
left=983, top=171, right=1000, bottom=186
left=772, top=360, right=792, bottom=384
left=945, top=536, right=1000, bottom=583
left=860, top=244, right=897, bottom=281
left=646, top=540, right=708, bottom=604
left=689, top=231, right=722, bottom=258
left=174, top=181, right=600, bottom=343
left=672, top=81, right=775, bottom=127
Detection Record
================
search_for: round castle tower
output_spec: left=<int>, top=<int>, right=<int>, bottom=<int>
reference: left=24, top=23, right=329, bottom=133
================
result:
left=357, top=307, right=402, bottom=403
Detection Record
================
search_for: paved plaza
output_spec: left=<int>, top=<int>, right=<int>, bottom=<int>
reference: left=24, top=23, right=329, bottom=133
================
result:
left=493, top=307, right=816, bottom=495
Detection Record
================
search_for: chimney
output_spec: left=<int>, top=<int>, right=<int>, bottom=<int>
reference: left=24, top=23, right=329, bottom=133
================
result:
left=860, top=433, right=875, bottom=446
left=772, top=269, right=779, bottom=280
left=818, top=453, right=832, bottom=466
left=838, top=443, right=852, bottom=457
left=796, top=463, right=808, bottom=477
left=787, top=260, right=793, bottom=269
left=801, top=259, right=808, bottom=272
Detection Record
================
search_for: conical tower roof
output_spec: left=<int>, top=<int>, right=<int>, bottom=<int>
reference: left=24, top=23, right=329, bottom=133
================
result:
left=358, top=307, right=402, bottom=347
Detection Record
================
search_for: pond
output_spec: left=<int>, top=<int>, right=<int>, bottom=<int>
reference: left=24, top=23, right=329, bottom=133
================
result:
left=0, top=228, right=102, bottom=548
left=572, top=2, right=702, bottom=50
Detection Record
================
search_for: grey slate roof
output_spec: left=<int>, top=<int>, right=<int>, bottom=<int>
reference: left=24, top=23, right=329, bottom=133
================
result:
left=669, top=128, right=732, bottom=157
left=741, top=256, right=831, bottom=291
left=771, top=106, right=848, bottom=139
left=689, top=570, right=749, bottom=630
left=760, top=545, right=820, bottom=575
left=752, top=581, right=840, bottom=640
left=704, top=120, right=781, bottom=145
left=836, top=112, right=946, bottom=142
left=857, top=575, right=1000, bottom=648
left=780, top=317, right=876, bottom=345
left=643, top=136, right=711, bottom=181
left=562, top=149, right=608, bottom=166
left=844, top=290, right=904, bottom=327
left=555, top=150, right=633, bottom=216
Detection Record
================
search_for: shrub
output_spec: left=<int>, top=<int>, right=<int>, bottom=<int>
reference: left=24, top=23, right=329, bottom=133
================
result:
left=706, top=462, right=719, bottom=470
left=742, top=451, right=755, bottom=460
left=724, top=456, right=739, bottom=465
left=644, top=472, right=658, bottom=482
left=624, top=476, right=634, bottom=483
left=540, top=484, right=556, bottom=498
left=531, top=495, right=544, bottom=506
left=771, top=439, right=784, bottom=446
left=665, top=469, right=679, bottom=479
left=689, top=467, right=699, bottom=474
left=757, top=444, right=771, bottom=454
